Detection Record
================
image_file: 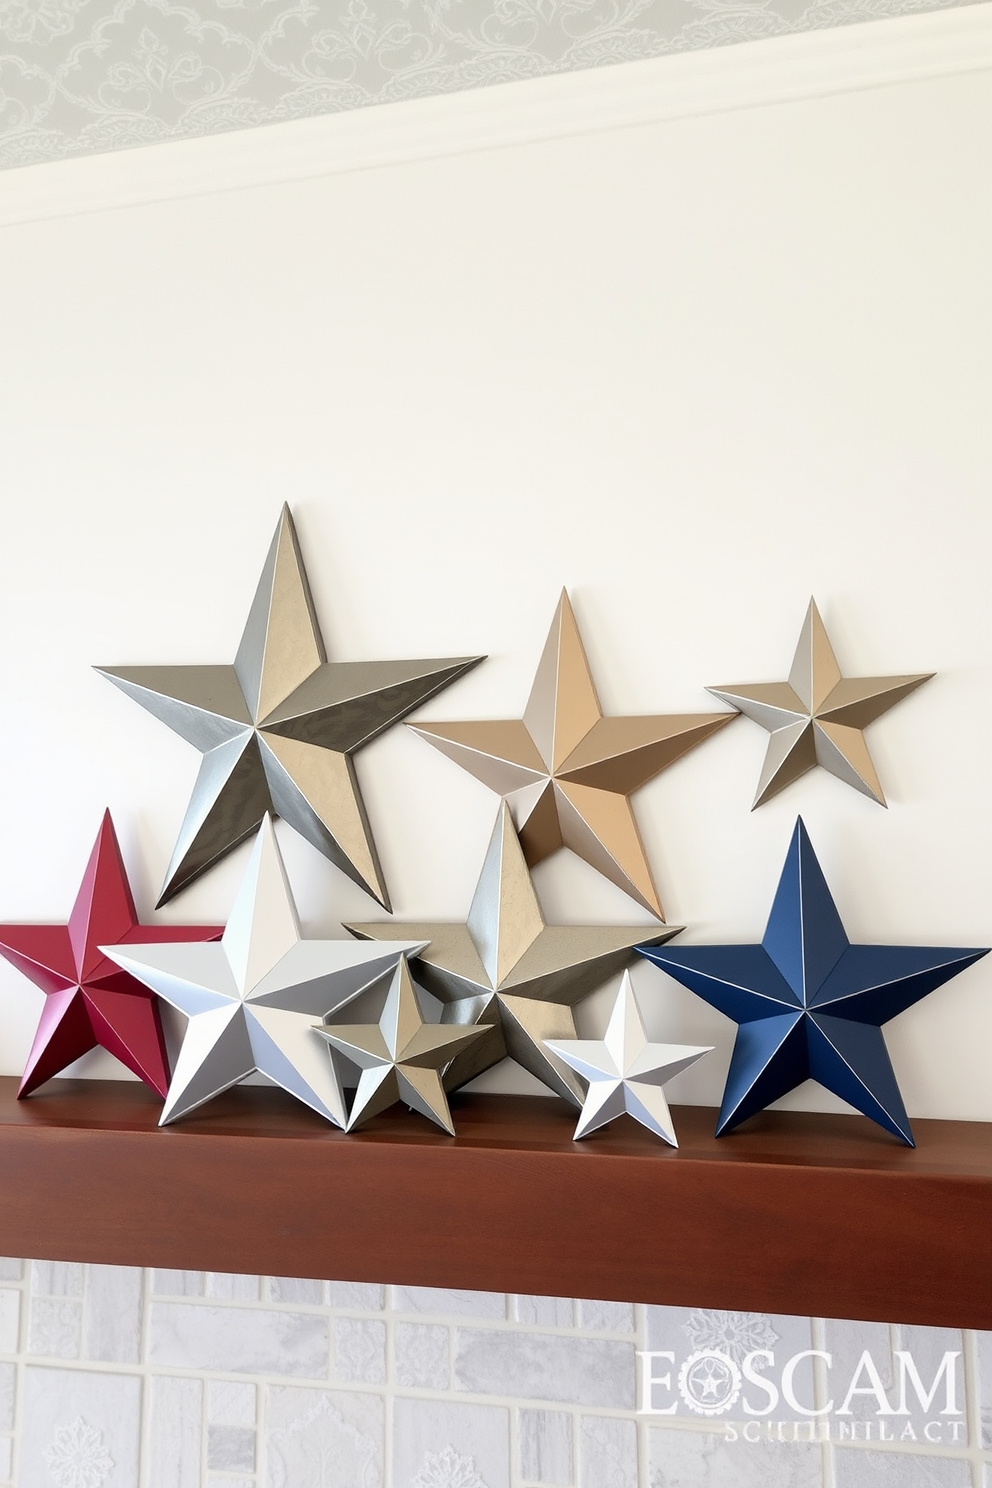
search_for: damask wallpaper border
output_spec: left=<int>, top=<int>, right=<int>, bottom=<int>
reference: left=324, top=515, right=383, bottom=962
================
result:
left=0, top=0, right=985, bottom=177
left=0, top=1, right=989, bottom=227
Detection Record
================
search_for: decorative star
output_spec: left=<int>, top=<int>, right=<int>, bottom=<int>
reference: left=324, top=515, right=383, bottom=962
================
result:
left=638, top=818, right=988, bottom=1144
left=104, top=816, right=427, bottom=1125
left=97, top=506, right=483, bottom=909
left=0, top=812, right=222, bottom=1098
left=347, top=802, right=680, bottom=1104
left=316, top=956, right=487, bottom=1133
left=546, top=971, right=711, bottom=1143
left=707, top=598, right=932, bottom=807
left=408, top=590, right=735, bottom=918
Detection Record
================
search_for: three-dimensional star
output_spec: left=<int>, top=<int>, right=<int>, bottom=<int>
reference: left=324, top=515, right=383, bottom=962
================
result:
left=104, top=816, right=427, bottom=1125
left=638, top=818, right=988, bottom=1144
left=97, top=505, right=483, bottom=909
left=346, top=802, right=680, bottom=1104
left=0, top=812, right=222, bottom=1098
left=408, top=590, right=735, bottom=918
left=546, top=971, right=711, bottom=1143
left=707, top=598, right=932, bottom=807
left=316, top=956, right=487, bottom=1133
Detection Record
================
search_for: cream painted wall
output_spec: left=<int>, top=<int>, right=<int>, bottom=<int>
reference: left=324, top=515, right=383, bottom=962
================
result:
left=0, top=52, right=989, bottom=1122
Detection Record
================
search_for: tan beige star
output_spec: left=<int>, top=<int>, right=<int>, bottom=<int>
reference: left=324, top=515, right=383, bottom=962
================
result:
left=708, top=598, right=932, bottom=808
left=408, top=591, right=735, bottom=919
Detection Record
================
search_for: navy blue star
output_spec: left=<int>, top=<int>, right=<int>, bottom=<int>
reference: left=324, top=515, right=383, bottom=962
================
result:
left=638, top=819, right=987, bottom=1144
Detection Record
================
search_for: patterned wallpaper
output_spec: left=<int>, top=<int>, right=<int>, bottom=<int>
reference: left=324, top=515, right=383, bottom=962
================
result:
left=0, top=0, right=981, bottom=171
left=0, top=1257, right=987, bottom=1486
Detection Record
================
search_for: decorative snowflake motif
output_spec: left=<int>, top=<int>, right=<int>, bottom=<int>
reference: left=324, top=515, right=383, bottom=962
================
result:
left=267, top=1394, right=379, bottom=1488
left=681, top=1309, right=780, bottom=1364
left=412, top=1445, right=490, bottom=1488
left=43, top=1417, right=114, bottom=1488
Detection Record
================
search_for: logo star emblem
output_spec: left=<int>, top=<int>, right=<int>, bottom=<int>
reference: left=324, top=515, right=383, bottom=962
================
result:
left=316, top=956, right=487, bottom=1133
left=546, top=971, right=711, bottom=1143
left=698, top=1363, right=723, bottom=1399
left=97, top=506, right=483, bottom=908
left=408, top=590, right=735, bottom=918
left=639, top=818, right=988, bottom=1144
left=707, top=598, right=932, bottom=807
left=346, top=802, right=680, bottom=1104
left=105, top=816, right=427, bottom=1125
left=0, top=812, right=221, bottom=1098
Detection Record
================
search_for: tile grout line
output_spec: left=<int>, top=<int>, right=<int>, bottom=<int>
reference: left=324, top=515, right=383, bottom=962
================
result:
left=254, top=1334, right=268, bottom=1488
left=384, top=1286, right=395, bottom=1488
left=635, top=1300, right=648, bottom=1488
left=963, top=1326, right=983, bottom=1487
left=7, top=1264, right=27, bottom=1488
left=811, top=1316, right=835, bottom=1488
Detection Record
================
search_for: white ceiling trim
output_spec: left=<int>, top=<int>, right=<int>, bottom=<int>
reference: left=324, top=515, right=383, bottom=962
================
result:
left=1, top=2, right=989, bottom=229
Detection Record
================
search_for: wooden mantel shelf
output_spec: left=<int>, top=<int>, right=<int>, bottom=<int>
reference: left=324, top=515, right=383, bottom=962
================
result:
left=1, top=1076, right=990, bottom=1328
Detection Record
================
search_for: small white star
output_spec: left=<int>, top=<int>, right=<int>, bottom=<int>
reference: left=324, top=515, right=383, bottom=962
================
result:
left=545, top=972, right=711, bottom=1145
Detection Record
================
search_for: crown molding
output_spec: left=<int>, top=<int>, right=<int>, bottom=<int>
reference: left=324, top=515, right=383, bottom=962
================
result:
left=1, top=3, right=989, bottom=228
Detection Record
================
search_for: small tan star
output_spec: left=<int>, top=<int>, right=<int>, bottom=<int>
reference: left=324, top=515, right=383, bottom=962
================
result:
left=408, top=590, right=735, bottom=919
left=707, top=598, right=932, bottom=808
left=315, top=956, right=485, bottom=1133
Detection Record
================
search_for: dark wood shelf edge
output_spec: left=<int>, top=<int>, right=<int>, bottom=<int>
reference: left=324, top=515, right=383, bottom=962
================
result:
left=1, top=1077, right=990, bottom=1329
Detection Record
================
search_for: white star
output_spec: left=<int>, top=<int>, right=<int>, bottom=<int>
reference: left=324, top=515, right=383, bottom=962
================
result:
left=545, top=972, right=711, bottom=1144
left=104, top=816, right=426, bottom=1126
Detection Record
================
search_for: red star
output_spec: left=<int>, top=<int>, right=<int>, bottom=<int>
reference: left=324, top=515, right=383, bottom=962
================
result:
left=0, top=812, right=222, bottom=1098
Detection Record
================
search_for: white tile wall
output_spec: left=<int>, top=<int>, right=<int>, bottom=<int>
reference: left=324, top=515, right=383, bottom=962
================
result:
left=0, top=1258, right=988, bottom=1486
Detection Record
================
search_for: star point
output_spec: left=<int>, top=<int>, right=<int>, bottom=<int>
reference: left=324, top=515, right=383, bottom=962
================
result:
left=708, top=599, right=933, bottom=808
left=0, top=811, right=222, bottom=1099
left=546, top=971, right=712, bottom=1143
left=346, top=803, right=681, bottom=1104
left=639, top=818, right=988, bottom=1144
left=408, top=590, right=735, bottom=919
left=97, top=506, right=484, bottom=909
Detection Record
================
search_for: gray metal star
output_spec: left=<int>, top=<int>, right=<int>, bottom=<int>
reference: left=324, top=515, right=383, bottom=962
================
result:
left=347, top=802, right=680, bottom=1104
left=708, top=598, right=932, bottom=807
left=546, top=971, right=712, bottom=1143
left=104, top=816, right=427, bottom=1125
left=316, top=956, right=487, bottom=1133
left=97, top=506, right=483, bottom=907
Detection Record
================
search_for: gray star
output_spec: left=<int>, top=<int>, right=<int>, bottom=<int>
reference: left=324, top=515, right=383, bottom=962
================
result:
left=104, top=816, right=426, bottom=1125
left=98, top=506, right=483, bottom=907
left=347, top=803, right=680, bottom=1104
left=316, top=956, right=487, bottom=1133
left=708, top=598, right=931, bottom=807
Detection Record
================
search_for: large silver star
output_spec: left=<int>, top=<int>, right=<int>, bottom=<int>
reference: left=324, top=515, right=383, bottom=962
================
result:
left=347, top=803, right=680, bottom=1104
left=316, top=956, right=487, bottom=1133
left=103, top=816, right=426, bottom=1125
left=97, top=506, right=483, bottom=907
left=546, top=971, right=711, bottom=1143
left=708, top=598, right=932, bottom=807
